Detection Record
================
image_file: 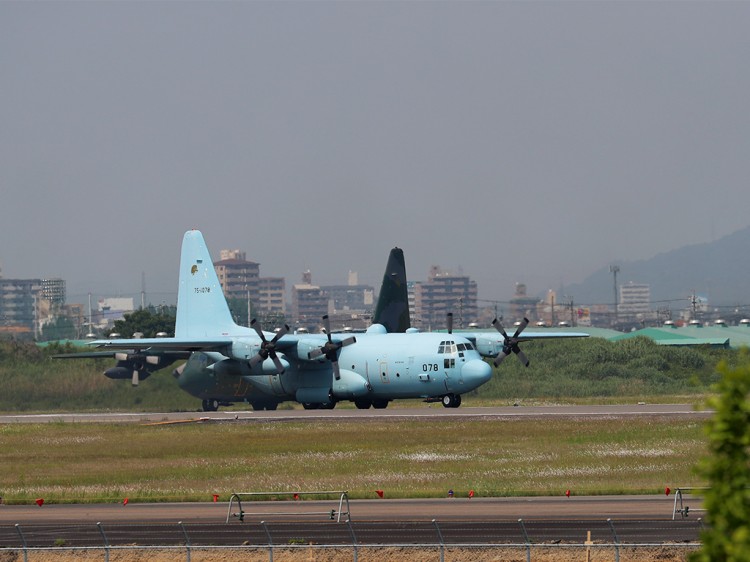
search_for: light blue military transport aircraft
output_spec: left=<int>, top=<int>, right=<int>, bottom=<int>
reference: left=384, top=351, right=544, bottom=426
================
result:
left=57, top=230, right=587, bottom=411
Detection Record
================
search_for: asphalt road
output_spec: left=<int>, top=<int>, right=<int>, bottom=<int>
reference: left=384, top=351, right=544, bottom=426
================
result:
left=0, top=496, right=695, bottom=524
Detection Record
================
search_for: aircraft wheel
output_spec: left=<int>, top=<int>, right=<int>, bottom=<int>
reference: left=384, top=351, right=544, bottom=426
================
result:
left=203, top=399, right=219, bottom=412
left=251, top=402, right=276, bottom=411
left=372, top=398, right=389, bottom=409
left=354, top=399, right=372, bottom=409
left=442, top=394, right=460, bottom=408
left=302, top=403, right=320, bottom=410
left=321, top=401, right=336, bottom=410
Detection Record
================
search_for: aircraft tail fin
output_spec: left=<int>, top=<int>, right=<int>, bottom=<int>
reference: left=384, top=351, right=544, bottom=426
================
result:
left=175, top=230, right=238, bottom=339
left=372, top=247, right=411, bottom=333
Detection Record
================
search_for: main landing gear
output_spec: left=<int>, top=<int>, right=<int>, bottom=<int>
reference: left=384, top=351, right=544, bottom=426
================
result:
left=302, top=401, right=337, bottom=410
left=202, top=399, right=220, bottom=412
left=441, top=394, right=462, bottom=408
left=353, top=398, right=390, bottom=409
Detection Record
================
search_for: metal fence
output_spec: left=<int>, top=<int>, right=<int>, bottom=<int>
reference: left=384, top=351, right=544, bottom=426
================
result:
left=0, top=518, right=703, bottom=561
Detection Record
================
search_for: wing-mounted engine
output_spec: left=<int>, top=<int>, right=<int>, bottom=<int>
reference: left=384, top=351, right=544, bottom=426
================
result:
left=307, top=315, right=356, bottom=381
left=246, top=319, right=290, bottom=374
left=105, top=352, right=176, bottom=386
left=491, top=317, right=530, bottom=367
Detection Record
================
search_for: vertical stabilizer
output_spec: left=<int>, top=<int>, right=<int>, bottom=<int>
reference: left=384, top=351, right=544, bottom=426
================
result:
left=175, top=230, right=238, bottom=339
left=372, top=247, right=411, bottom=333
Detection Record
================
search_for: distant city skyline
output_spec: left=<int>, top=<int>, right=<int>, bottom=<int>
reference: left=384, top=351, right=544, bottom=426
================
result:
left=2, top=222, right=748, bottom=311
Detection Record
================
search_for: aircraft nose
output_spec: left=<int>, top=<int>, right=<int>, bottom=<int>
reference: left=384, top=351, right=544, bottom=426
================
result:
left=462, top=359, right=492, bottom=386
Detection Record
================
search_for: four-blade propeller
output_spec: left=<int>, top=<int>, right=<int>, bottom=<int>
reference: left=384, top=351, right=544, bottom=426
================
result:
left=248, top=319, right=290, bottom=374
left=308, top=315, right=356, bottom=380
left=114, top=352, right=160, bottom=386
left=491, top=317, right=530, bottom=367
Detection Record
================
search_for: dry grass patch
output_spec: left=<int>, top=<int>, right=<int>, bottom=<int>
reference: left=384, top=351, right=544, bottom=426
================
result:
left=1, top=416, right=707, bottom=503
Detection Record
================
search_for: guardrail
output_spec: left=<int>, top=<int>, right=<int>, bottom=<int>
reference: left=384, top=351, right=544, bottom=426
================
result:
left=226, top=490, right=351, bottom=523
left=672, top=487, right=709, bottom=520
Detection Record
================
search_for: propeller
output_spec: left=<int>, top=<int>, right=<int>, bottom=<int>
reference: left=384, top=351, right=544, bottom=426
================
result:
left=172, top=362, right=186, bottom=379
left=447, top=312, right=453, bottom=334
left=491, top=317, right=530, bottom=367
left=114, top=351, right=152, bottom=386
left=248, top=319, right=290, bottom=374
left=308, top=315, right=356, bottom=380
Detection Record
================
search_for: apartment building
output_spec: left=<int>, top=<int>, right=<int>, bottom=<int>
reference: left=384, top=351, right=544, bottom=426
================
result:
left=413, top=266, right=478, bottom=330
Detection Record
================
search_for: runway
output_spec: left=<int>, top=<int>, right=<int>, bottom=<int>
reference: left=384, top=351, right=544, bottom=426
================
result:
left=0, top=403, right=710, bottom=424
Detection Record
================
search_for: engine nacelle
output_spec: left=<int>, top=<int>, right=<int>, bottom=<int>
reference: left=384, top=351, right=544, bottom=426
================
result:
left=211, top=355, right=290, bottom=376
left=331, top=369, right=371, bottom=399
left=296, top=338, right=327, bottom=362
left=473, top=335, right=503, bottom=357
left=104, top=362, right=152, bottom=381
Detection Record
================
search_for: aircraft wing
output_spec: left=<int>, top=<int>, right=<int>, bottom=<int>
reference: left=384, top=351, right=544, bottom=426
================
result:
left=86, top=337, right=233, bottom=353
left=53, top=350, right=138, bottom=359
left=51, top=338, right=234, bottom=360
left=462, top=330, right=589, bottom=343
left=507, top=331, right=590, bottom=342
left=463, top=327, right=589, bottom=368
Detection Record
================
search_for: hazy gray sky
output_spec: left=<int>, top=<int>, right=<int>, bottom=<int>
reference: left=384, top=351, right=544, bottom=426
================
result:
left=2, top=1, right=749, bottom=305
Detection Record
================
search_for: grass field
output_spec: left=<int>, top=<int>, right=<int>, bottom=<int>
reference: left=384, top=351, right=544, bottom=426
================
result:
left=0, top=415, right=708, bottom=504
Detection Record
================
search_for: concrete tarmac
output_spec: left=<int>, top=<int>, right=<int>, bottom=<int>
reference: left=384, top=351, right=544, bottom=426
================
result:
left=0, top=403, right=710, bottom=424
left=0, top=495, right=698, bottom=525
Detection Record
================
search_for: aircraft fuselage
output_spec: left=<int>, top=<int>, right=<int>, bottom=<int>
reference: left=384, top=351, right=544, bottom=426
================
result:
left=175, top=331, right=492, bottom=409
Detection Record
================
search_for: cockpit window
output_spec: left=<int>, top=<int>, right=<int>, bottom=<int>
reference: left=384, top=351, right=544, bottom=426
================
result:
left=438, top=340, right=458, bottom=354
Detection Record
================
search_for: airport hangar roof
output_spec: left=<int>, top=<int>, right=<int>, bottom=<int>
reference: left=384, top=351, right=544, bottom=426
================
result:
left=605, top=323, right=750, bottom=348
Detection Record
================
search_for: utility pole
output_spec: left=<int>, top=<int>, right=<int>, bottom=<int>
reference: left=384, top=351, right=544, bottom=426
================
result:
left=564, top=295, right=575, bottom=327
left=610, top=265, right=620, bottom=328
left=141, top=272, right=146, bottom=310
left=87, top=292, right=94, bottom=338
left=690, top=291, right=699, bottom=322
left=246, top=285, right=251, bottom=327
left=550, top=293, right=555, bottom=326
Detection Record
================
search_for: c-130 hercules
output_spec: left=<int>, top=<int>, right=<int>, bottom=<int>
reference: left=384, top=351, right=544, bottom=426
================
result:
left=57, top=230, right=587, bottom=411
